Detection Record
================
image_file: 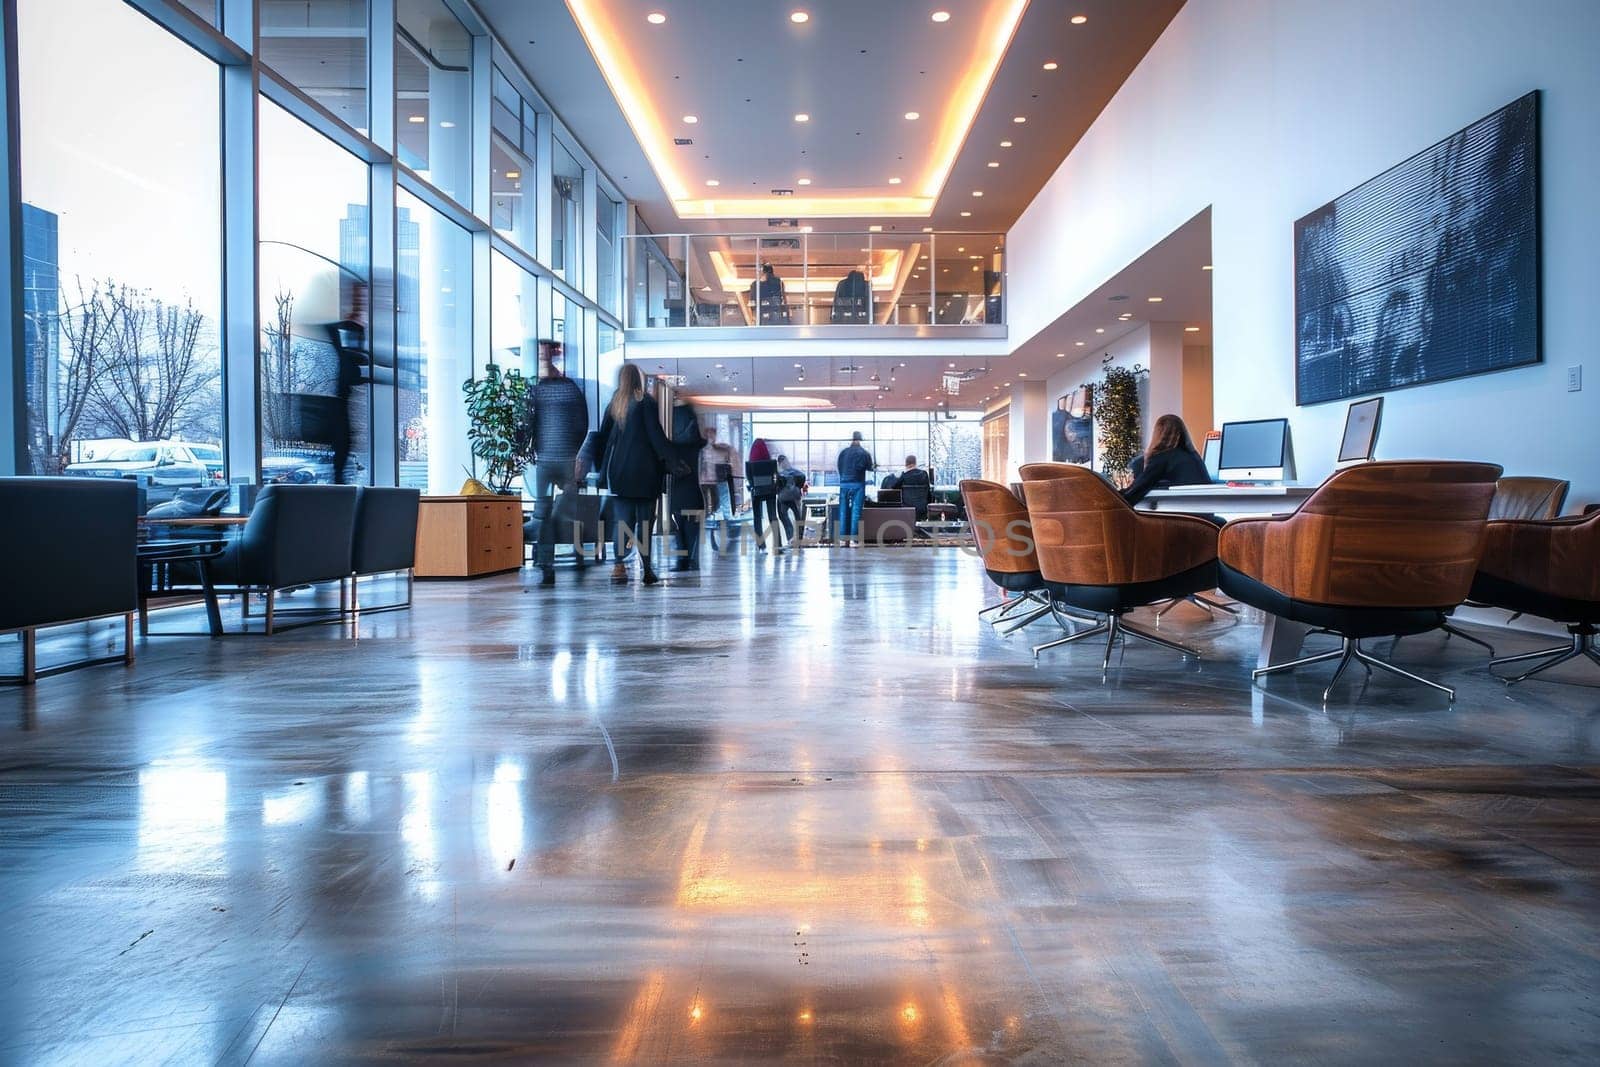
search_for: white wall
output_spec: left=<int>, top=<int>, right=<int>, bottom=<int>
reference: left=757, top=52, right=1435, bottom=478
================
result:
left=1009, top=0, right=1600, bottom=506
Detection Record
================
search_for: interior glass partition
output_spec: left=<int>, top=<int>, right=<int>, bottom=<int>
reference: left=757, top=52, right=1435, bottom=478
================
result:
left=15, top=0, right=225, bottom=479
left=551, top=141, right=584, bottom=285
left=623, top=232, right=1004, bottom=329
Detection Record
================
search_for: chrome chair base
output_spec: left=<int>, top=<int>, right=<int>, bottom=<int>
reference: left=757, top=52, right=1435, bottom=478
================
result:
left=1489, top=628, right=1600, bottom=684
left=1252, top=635, right=1454, bottom=703
left=1154, top=593, right=1240, bottom=621
left=1034, top=609, right=1200, bottom=668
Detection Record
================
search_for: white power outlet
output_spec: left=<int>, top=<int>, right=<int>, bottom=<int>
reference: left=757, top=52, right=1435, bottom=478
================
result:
left=1568, top=365, right=1583, bottom=392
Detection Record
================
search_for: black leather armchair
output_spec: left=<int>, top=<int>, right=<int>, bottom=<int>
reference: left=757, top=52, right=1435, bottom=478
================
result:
left=350, top=487, right=420, bottom=614
left=181, top=484, right=359, bottom=633
left=1, top=477, right=139, bottom=684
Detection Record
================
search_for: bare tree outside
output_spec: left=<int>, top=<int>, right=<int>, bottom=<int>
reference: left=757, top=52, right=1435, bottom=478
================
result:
left=89, top=284, right=217, bottom=442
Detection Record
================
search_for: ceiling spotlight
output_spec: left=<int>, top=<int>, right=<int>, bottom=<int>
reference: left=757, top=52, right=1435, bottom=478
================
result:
left=1095, top=327, right=1105, bottom=333
left=1147, top=296, right=1163, bottom=302
left=705, top=179, right=720, bottom=186
left=971, top=190, right=984, bottom=197
left=682, top=114, right=698, bottom=124
left=921, top=226, right=933, bottom=232
left=504, top=170, right=520, bottom=179
left=1018, top=372, right=1028, bottom=378
left=790, top=10, right=809, bottom=23
left=1012, top=115, right=1026, bottom=124
left=987, top=161, right=999, bottom=168
left=1185, top=326, right=1201, bottom=332
left=796, top=177, right=811, bottom=185
left=931, top=10, right=951, bottom=22
left=1000, top=140, right=1012, bottom=147
left=904, top=111, right=920, bottom=121
left=646, top=11, right=666, bottom=24
left=1202, top=264, right=1214, bottom=271
left=407, top=115, right=426, bottom=124
left=1071, top=14, right=1088, bottom=25
left=794, top=113, right=810, bottom=123
left=1119, top=312, right=1132, bottom=320
left=959, top=210, right=971, bottom=217
left=888, top=176, right=902, bottom=184
left=1055, top=352, right=1065, bottom=358
left=1042, top=61, right=1058, bottom=70
left=1075, top=341, right=1086, bottom=346
left=868, top=224, right=883, bottom=232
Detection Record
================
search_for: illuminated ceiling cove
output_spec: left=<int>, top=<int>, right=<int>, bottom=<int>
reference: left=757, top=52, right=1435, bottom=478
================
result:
left=565, top=0, right=1029, bottom=219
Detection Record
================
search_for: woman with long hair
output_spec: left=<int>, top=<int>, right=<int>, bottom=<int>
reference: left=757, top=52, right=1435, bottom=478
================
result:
left=1122, top=413, right=1212, bottom=505
left=577, top=362, right=677, bottom=585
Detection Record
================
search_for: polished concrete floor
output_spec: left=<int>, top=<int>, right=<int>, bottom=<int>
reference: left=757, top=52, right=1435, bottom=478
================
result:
left=2, top=546, right=1599, bottom=1063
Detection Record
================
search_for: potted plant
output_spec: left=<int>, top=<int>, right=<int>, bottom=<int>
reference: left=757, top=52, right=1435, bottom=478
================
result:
left=462, top=362, right=536, bottom=494
left=1096, top=362, right=1147, bottom=485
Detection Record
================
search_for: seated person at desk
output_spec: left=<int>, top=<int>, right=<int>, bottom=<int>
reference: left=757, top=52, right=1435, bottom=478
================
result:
left=893, top=455, right=934, bottom=519
left=1122, top=414, right=1212, bottom=506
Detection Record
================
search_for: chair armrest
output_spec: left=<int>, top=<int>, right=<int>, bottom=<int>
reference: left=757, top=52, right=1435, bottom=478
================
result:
left=1219, top=515, right=1304, bottom=594
left=1477, top=514, right=1600, bottom=601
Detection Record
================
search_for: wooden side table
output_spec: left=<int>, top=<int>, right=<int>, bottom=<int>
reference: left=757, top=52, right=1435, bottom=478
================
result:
left=415, top=495, right=524, bottom=578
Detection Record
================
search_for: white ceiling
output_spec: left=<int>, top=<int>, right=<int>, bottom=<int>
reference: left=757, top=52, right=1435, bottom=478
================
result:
left=480, top=0, right=1183, bottom=233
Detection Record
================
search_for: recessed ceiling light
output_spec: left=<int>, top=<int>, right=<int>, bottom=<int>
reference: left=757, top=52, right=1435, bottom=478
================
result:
left=647, top=11, right=666, bottom=24
left=790, top=10, right=809, bottom=23
left=504, top=170, right=520, bottom=179
left=705, top=179, right=720, bottom=186
left=959, top=210, right=971, bottom=217
left=1075, top=340, right=1086, bottom=346
left=682, top=114, right=698, bottom=124
left=1043, top=61, right=1058, bottom=70
left=1013, top=116, right=1027, bottom=124
left=1071, top=14, right=1088, bottom=25
left=868, top=224, right=883, bottom=232
left=796, top=177, right=811, bottom=185
left=971, top=190, right=984, bottom=197
left=1202, top=264, right=1214, bottom=271
left=931, top=10, right=951, bottom=22
left=986, top=161, right=999, bottom=168
left=1055, top=352, right=1065, bottom=358
left=407, top=115, right=425, bottom=124
left=888, top=176, right=902, bottom=184
left=1018, top=372, right=1028, bottom=377
left=1003, top=381, right=1012, bottom=387
left=1147, top=296, right=1163, bottom=302
left=957, top=246, right=965, bottom=251
left=714, top=363, right=723, bottom=368
left=794, top=113, right=810, bottom=123
left=1185, top=326, right=1201, bottom=332
left=905, top=111, right=921, bottom=121
left=1095, top=327, right=1105, bottom=333
left=921, top=226, right=933, bottom=232
left=1119, top=312, right=1132, bottom=320
left=1000, top=140, right=1012, bottom=148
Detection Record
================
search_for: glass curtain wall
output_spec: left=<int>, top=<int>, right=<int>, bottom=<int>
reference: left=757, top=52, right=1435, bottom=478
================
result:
left=6, top=0, right=627, bottom=488
left=15, top=0, right=223, bottom=481
left=397, top=190, right=473, bottom=492
left=257, top=98, right=371, bottom=485
left=744, top=411, right=982, bottom=490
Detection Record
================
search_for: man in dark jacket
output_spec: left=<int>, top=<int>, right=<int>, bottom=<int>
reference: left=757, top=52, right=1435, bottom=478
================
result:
left=527, top=341, right=590, bottom=586
left=895, top=455, right=933, bottom=519
left=836, top=431, right=874, bottom=545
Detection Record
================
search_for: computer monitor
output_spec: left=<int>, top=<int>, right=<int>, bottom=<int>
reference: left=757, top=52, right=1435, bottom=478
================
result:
left=1337, top=396, right=1383, bottom=464
left=1218, top=418, right=1294, bottom=483
left=1202, top=436, right=1222, bottom=479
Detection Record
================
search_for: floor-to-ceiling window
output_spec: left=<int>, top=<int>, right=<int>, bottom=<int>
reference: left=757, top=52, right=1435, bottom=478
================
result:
left=396, top=190, right=472, bottom=492
left=4, top=1, right=626, bottom=489
left=396, top=0, right=473, bottom=206
left=16, top=0, right=223, bottom=479
left=257, top=98, right=371, bottom=484
left=745, top=410, right=983, bottom=489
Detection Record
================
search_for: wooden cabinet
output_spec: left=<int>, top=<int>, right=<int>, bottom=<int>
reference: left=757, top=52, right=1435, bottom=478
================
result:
left=414, top=495, right=524, bottom=578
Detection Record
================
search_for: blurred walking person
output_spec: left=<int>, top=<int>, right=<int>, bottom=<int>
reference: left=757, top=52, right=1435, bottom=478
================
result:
left=526, top=340, right=589, bottom=587
left=578, top=363, right=675, bottom=586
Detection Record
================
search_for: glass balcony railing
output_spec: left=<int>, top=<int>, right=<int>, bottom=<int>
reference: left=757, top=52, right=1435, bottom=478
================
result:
left=624, top=231, right=1005, bottom=329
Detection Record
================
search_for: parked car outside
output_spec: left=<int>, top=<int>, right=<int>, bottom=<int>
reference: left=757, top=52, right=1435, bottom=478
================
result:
left=64, top=441, right=218, bottom=503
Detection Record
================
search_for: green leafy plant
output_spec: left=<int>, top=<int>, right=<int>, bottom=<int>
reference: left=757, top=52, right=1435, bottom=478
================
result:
left=1096, top=363, right=1146, bottom=481
left=462, top=362, right=535, bottom=493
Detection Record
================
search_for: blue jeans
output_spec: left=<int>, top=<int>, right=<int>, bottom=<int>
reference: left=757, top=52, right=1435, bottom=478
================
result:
left=839, top=482, right=866, bottom=537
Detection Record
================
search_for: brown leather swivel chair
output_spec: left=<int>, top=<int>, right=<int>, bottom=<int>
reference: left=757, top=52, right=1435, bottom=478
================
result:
left=1219, top=461, right=1501, bottom=702
left=961, top=478, right=1057, bottom=637
left=1470, top=509, right=1600, bottom=684
left=1019, top=463, right=1220, bottom=668
left=1489, top=476, right=1569, bottom=520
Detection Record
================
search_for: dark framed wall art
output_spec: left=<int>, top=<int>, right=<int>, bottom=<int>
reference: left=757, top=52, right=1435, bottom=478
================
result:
left=1294, top=91, right=1540, bottom=405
